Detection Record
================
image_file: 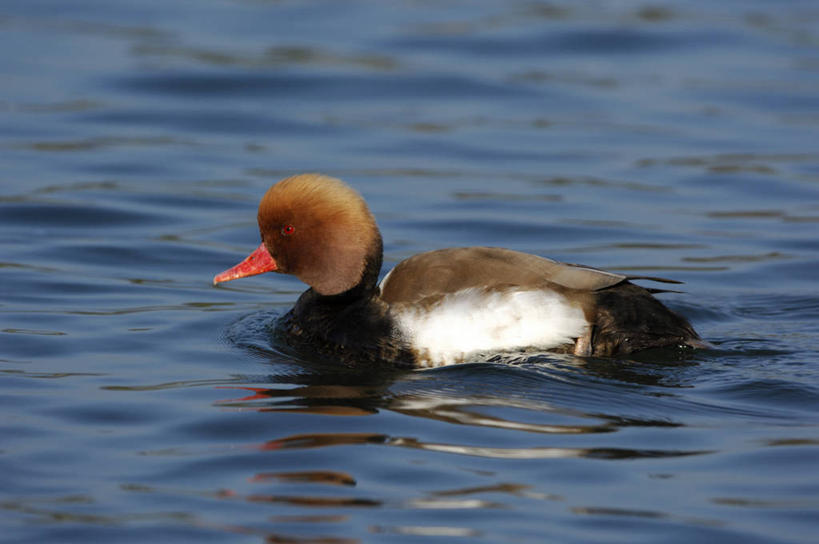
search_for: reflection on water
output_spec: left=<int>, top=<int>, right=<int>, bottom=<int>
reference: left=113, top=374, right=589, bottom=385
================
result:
left=114, top=372, right=715, bottom=544
left=213, top=348, right=713, bottom=464
left=79, top=338, right=727, bottom=542
left=251, top=470, right=357, bottom=486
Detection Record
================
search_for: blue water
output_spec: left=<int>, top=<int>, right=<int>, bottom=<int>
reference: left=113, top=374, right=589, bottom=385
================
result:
left=2, top=1, right=819, bottom=542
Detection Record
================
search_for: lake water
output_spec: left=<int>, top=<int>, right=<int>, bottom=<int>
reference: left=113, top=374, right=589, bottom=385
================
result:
left=2, top=1, right=819, bottom=542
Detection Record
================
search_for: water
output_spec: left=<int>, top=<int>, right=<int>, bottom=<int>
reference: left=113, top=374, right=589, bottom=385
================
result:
left=2, top=1, right=819, bottom=542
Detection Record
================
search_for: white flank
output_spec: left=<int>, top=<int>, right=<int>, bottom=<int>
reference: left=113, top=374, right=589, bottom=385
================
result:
left=391, top=288, right=588, bottom=367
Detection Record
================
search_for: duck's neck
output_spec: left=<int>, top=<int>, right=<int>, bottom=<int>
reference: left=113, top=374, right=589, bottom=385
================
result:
left=308, top=233, right=384, bottom=306
left=284, top=233, right=415, bottom=366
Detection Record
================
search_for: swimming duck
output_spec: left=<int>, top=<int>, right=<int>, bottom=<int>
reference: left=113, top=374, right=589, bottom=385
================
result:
left=214, top=174, right=703, bottom=367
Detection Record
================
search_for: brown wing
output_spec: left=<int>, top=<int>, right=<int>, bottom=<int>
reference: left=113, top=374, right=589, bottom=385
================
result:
left=379, top=247, right=628, bottom=305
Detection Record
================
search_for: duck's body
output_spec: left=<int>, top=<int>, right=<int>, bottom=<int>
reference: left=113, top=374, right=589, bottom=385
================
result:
left=214, top=174, right=702, bottom=367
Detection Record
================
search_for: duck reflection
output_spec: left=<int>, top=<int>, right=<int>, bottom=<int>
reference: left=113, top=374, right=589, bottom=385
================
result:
left=251, top=471, right=357, bottom=486
left=253, top=430, right=705, bottom=460
left=205, top=344, right=707, bottom=542
left=216, top=351, right=705, bottom=459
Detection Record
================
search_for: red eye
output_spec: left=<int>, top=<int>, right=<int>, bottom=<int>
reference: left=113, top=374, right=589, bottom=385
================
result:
left=281, top=224, right=295, bottom=236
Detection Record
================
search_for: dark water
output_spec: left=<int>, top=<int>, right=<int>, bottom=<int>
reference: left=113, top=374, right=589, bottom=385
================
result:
left=2, top=1, right=819, bottom=542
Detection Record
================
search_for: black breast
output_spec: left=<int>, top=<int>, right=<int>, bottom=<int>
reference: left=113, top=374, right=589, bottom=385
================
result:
left=277, top=288, right=416, bottom=367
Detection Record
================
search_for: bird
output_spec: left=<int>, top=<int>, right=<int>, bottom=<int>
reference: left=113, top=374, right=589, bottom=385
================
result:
left=214, top=173, right=704, bottom=368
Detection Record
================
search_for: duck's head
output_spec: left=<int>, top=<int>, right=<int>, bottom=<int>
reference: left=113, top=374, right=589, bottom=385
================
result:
left=213, top=174, right=382, bottom=296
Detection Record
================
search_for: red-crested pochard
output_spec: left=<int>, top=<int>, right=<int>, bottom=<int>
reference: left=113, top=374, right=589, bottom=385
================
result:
left=214, top=174, right=703, bottom=367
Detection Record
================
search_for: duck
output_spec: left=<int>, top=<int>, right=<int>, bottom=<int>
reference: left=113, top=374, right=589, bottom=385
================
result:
left=214, top=173, right=704, bottom=367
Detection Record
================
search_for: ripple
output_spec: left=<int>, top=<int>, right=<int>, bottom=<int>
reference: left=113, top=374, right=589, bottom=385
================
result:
left=15, top=135, right=183, bottom=152
left=112, top=71, right=535, bottom=101
left=134, top=43, right=401, bottom=71
left=683, top=252, right=789, bottom=263
left=257, top=431, right=711, bottom=461
left=245, top=494, right=381, bottom=508
left=391, top=27, right=735, bottom=57
left=702, top=379, right=819, bottom=410
left=250, top=470, right=356, bottom=486
left=372, top=525, right=480, bottom=537
left=1, top=328, right=66, bottom=336
left=17, top=99, right=103, bottom=113
left=451, top=191, right=562, bottom=202
left=83, top=107, right=326, bottom=136
left=366, top=138, right=551, bottom=162
left=103, top=377, right=244, bottom=392
left=636, top=153, right=819, bottom=181
left=0, top=368, right=102, bottom=379
left=392, top=438, right=711, bottom=460
left=0, top=201, right=171, bottom=228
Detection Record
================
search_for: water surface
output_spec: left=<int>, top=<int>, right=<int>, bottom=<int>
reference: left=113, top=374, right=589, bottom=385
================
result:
left=2, top=1, right=819, bottom=542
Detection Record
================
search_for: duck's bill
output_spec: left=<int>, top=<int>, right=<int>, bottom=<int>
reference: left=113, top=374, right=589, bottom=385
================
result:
left=213, top=243, right=278, bottom=284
